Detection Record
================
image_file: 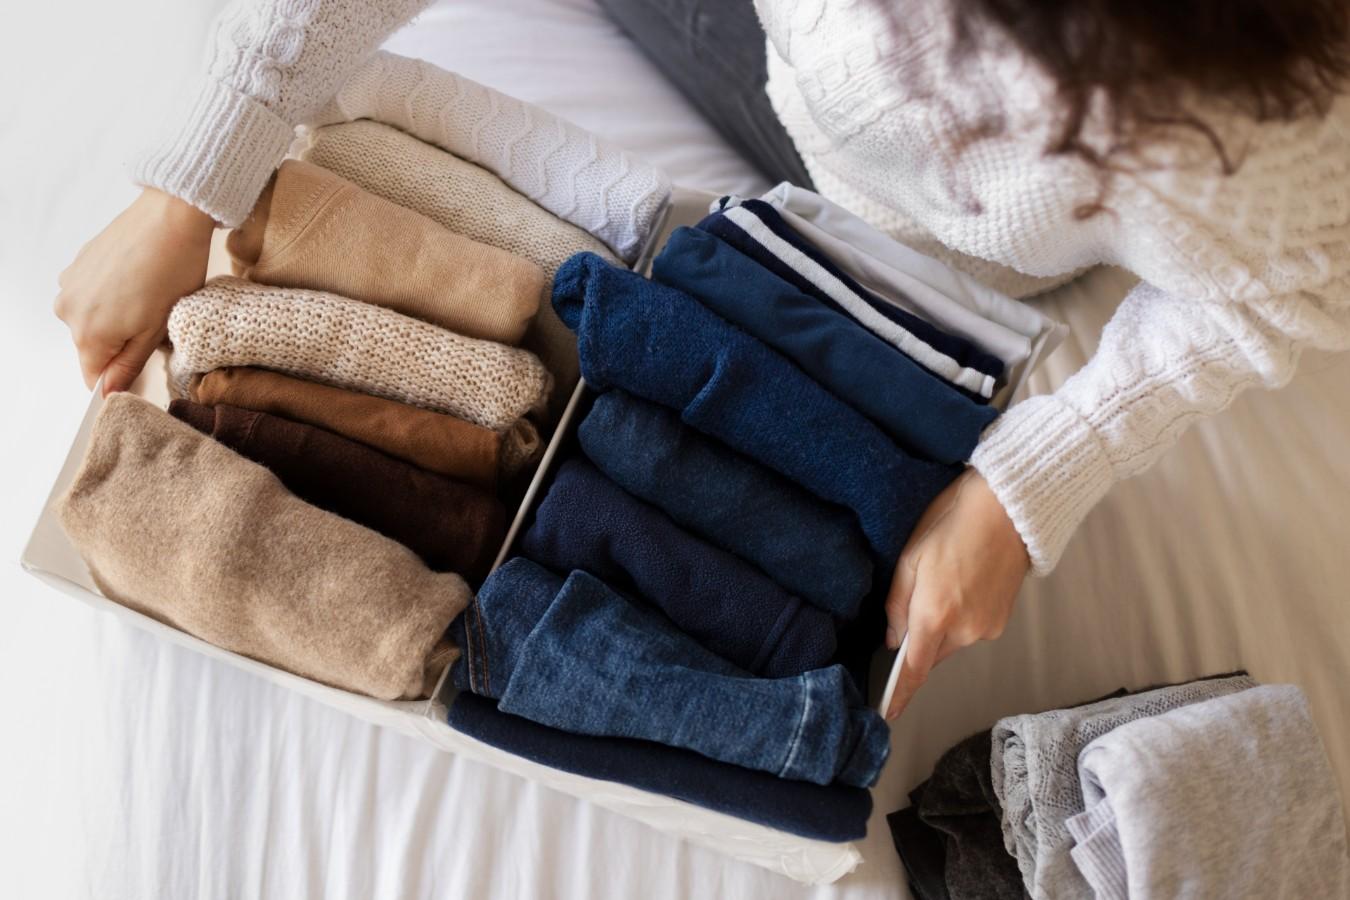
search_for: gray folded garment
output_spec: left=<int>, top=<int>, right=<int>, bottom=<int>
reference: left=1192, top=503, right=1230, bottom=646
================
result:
left=1066, top=685, right=1349, bottom=900
left=990, top=674, right=1256, bottom=900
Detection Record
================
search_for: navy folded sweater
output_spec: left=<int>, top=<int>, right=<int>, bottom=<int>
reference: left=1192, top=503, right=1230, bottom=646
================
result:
left=652, top=227, right=997, bottom=464
left=579, top=390, right=872, bottom=619
left=551, top=251, right=961, bottom=566
left=521, top=459, right=836, bottom=675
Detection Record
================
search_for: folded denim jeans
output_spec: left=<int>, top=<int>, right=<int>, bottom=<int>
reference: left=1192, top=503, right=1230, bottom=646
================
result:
left=521, top=459, right=836, bottom=675
left=699, top=201, right=1002, bottom=399
left=447, top=693, right=873, bottom=842
left=578, top=390, right=872, bottom=619
left=451, top=558, right=890, bottom=787
left=551, top=252, right=961, bottom=565
left=652, top=227, right=997, bottom=464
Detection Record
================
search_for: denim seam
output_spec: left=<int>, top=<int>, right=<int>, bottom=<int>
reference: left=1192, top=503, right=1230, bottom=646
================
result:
left=472, top=596, right=491, bottom=696
left=779, top=674, right=812, bottom=780
left=750, top=595, right=802, bottom=675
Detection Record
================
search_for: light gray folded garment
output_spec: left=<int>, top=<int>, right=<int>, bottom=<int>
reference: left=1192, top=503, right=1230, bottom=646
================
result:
left=1065, top=685, right=1349, bottom=900
left=990, top=674, right=1256, bottom=900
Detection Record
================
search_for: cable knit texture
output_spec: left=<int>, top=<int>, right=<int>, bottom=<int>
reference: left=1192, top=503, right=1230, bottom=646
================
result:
left=313, top=50, right=671, bottom=262
left=757, top=0, right=1350, bottom=573
left=135, top=0, right=433, bottom=225
left=168, top=277, right=552, bottom=431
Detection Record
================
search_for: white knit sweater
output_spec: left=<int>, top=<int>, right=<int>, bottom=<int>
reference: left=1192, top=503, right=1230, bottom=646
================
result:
left=136, top=0, right=1350, bottom=575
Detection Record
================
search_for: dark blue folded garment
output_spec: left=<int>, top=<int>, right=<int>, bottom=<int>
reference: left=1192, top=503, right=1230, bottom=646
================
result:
left=579, top=390, right=873, bottom=619
left=703, top=199, right=1005, bottom=381
left=521, top=459, right=836, bottom=675
left=652, top=227, right=997, bottom=464
left=447, top=692, right=874, bottom=843
left=551, top=251, right=961, bottom=565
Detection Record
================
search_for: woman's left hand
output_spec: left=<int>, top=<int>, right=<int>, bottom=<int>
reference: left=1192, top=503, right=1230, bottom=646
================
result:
left=884, top=469, right=1029, bottom=720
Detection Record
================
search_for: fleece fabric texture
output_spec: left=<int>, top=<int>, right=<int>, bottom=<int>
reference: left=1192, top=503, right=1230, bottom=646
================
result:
left=447, top=693, right=873, bottom=843
left=551, top=251, right=961, bottom=566
left=652, top=227, right=998, bottom=464
left=991, top=674, right=1258, bottom=900
left=1065, top=685, right=1350, bottom=900
left=167, top=276, right=552, bottom=431
left=578, top=390, right=872, bottom=619
left=699, top=201, right=1002, bottom=400
left=194, top=367, right=538, bottom=488
left=519, top=459, right=836, bottom=677
left=170, top=400, right=504, bottom=582
left=226, top=159, right=544, bottom=344
left=57, top=394, right=467, bottom=701
left=451, top=559, right=889, bottom=787
left=300, top=120, right=619, bottom=413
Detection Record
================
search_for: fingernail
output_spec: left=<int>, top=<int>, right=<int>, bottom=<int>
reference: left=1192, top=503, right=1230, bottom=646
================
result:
left=885, top=627, right=899, bottom=650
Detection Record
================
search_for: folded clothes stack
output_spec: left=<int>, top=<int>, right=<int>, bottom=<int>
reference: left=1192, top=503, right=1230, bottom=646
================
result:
left=448, top=184, right=1062, bottom=841
left=59, top=93, right=673, bottom=701
left=890, top=674, right=1350, bottom=899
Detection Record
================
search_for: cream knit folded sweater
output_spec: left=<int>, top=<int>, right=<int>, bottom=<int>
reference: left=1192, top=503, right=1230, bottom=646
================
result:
left=168, top=277, right=552, bottom=431
left=137, top=0, right=1350, bottom=574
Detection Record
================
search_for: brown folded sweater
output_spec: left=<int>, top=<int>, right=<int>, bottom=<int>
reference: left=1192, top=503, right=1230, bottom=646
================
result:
left=58, top=394, right=467, bottom=701
left=169, top=399, right=506, bottom=582
left=193, top=367, right=542, bottom=487
left=226, top=160, right=545, bottom=345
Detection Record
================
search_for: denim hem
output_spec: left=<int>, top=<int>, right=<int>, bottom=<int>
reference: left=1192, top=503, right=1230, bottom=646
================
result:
left=777, top=673, right=813, bottom=781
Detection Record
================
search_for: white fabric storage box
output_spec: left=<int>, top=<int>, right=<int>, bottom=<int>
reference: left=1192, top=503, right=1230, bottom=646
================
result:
left=21, top=180, right=1062, bottom=885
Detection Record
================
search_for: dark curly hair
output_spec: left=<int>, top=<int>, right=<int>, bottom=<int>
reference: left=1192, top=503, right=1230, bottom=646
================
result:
left=930, top=0, right=1350, bottom=214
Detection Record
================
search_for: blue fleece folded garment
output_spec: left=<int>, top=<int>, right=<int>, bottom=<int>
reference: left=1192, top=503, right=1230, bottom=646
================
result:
left=652, top=227, right=998, bottom=464
left=447, top=693, right=873, bottom=843
left=700, top=200, right=1003, bottom=401
left=551, top=251, right=961, bottom=565
left=452, top=559, right=890, bottom=787
left=521, top=459, right=836, bottom=675
left=578, top=390, right=873, bottom=619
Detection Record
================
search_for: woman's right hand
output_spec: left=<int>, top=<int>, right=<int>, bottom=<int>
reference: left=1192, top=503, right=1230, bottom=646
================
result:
left=56, top=187, right=216, bottom=395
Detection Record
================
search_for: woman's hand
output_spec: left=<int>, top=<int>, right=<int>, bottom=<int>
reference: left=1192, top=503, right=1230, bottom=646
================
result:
left=56, top=187, right=215, bottom=395
left=884, top=469, right=1028, bottom=720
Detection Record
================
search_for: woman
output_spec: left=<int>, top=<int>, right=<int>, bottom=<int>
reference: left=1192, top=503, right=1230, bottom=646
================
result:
left=54, top=0, right=1350, bottom=720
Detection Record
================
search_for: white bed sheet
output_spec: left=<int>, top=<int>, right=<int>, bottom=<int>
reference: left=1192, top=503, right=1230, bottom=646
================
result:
left=2, top=1, right=1347, bottom=899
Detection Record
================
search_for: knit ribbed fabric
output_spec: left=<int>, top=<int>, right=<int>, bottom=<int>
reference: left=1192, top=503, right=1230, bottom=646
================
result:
left=228, top=160, right=544, bottom=344
left=167, top=277, right=552, bottom=431
left=313, top=50, right=671, bottom=262
left=134, top=0, right=433, bottom=226
left=299, top=120, right=617, bottom=408
left=193, top=367, right=539, bottom=486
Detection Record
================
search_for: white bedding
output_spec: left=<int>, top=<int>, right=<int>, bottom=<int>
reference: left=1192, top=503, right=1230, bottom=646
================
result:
left=2, top=1, right=1346, bottom=898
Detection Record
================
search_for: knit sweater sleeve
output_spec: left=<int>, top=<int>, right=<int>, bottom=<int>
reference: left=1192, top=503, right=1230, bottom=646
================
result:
left=134, top=0, right=431, bottom=226
left=971, top=275, right=1350, bottom=575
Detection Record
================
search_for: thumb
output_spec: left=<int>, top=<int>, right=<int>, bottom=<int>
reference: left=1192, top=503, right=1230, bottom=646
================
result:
left=101, top=328, right=165, bottom=396
left=884, top=553, right=918, bottom=650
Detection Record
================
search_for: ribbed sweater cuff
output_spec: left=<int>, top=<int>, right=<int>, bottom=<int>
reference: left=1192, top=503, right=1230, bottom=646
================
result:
left=134, top=78, right=295, bottom=228
left=970, top=394, right=1115, bottom=576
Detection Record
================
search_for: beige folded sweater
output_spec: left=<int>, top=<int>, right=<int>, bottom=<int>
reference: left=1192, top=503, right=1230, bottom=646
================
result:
left=299, top=120, right=618, bottom=409
left=57, top=394, right=467, bottom=701
left=227, top=160, right=544, bottom=345
left=193, top=367, right=541, bottom=486
left=167, top=277, right=552, bottom=431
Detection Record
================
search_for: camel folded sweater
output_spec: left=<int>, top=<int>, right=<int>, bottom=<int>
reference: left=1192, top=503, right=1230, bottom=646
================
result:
left=226, top=159, right=544, bottom=344
left=299, top=120, right=620, bottom=409
left=312, top=50, right=670, bottom=263
left=170, top=400, right=505, bottom=582
left=167, top=277, right=552, bottom=431
left=57, top=394, right=468, bottom=701
left=193, top=367, right=541, bottom=488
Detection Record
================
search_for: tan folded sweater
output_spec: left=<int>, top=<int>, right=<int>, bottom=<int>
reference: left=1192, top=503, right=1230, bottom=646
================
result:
left=299, top=120, right=618, bottom=410
left=58, top=394, right=467, bottom=701
left=167, top=277, right=552, bottom=431
left=226, top=160, right=544, bottom=345
left=193, top=367, right=542, bottom=486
